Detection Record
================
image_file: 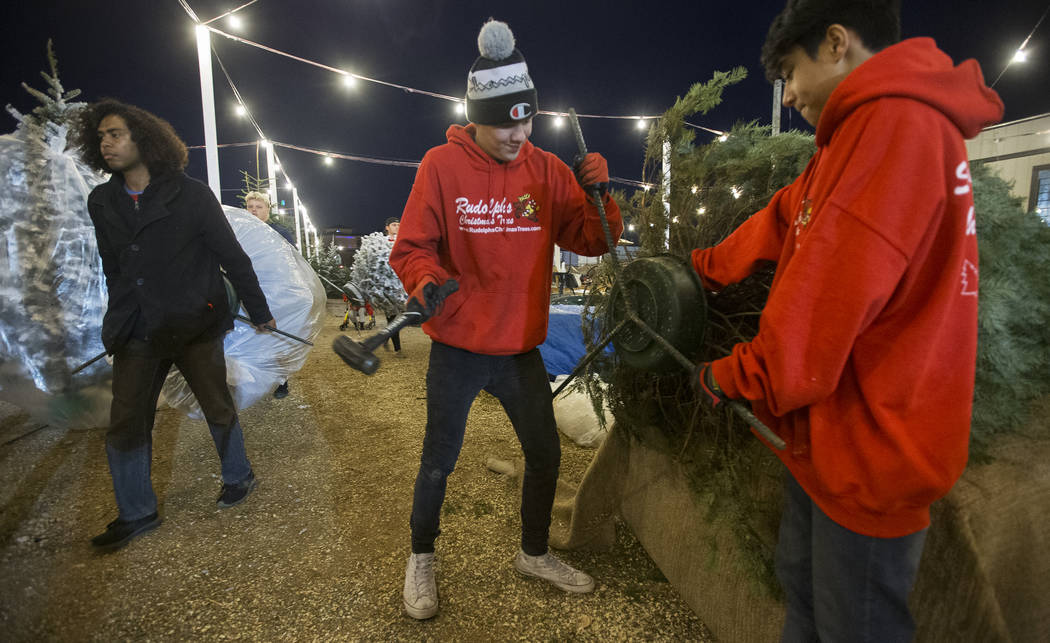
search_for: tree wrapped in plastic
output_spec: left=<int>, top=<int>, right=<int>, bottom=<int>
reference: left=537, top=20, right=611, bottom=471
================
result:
left=348, top=231, right=406, bottom=315
left=0, top=42, right=110, bottom=426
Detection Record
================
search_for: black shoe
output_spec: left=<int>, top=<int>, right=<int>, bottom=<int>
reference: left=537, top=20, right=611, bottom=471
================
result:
left=91, top=512, right=162, bottom=551
left=217, top=474, right=258, bottom=509
left=273, top=382, right=289, bottom=399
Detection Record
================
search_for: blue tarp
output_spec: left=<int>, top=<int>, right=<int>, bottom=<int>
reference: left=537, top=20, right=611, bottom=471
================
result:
left=539, top=305, right=613, bottom=376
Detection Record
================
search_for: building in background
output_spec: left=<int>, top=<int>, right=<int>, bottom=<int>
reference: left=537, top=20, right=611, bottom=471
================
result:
left=967, top=113, right=1050, bottom=223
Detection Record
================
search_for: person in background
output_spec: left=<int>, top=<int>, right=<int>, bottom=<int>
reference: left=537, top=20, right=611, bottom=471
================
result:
left=381, top=216, right=405, bottom=356
left=73, top=98, right=275, bottom=550
left=390, top=19, right=623, bottom=621
left=690, top=1, right=1003, bottom=639
left=245, top=190, right=296, bottom=246
left=244, top=190, right=293, bottom=398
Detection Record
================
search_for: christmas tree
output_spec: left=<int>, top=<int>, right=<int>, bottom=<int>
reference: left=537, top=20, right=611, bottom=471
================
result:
left=579, top=69, right=1050, bottom=595
left=0, top=41, right=109, bottom=424
left=348, top=232, right=406, bottom=315
left=308, top=242, right=351, bottom=297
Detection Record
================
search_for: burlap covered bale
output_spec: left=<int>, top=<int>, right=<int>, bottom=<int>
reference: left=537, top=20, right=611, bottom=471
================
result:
left=556, top=405, right=1050, bottom=642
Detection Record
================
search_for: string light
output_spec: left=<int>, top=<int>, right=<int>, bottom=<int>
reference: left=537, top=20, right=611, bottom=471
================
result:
left=991, top=4, right=1049, bottom=88
left=731, top=186, right=742, bottom=199
left=719, top=134, right=729, bottom=142
left=697, top=206, right=706, bottom=215
left=181, top=1, right=729, bottom=232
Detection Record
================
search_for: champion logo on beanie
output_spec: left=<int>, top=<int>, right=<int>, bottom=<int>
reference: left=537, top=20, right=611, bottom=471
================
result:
left=465, top=20, right=538, bottom=125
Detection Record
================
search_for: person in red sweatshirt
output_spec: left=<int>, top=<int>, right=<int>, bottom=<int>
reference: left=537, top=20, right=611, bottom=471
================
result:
left=691, top=1, right=1003, bottom=639
left=389, top=19, right=623, bottom=621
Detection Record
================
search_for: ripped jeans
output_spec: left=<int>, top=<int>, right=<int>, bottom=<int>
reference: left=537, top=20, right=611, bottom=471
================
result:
left=410, top=342, right=560, bottom=556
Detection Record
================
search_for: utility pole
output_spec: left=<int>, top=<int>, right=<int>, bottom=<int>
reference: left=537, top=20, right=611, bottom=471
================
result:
left=772, top=79, right=783, bottom=136
left=195, top=25, right=221, bottom=199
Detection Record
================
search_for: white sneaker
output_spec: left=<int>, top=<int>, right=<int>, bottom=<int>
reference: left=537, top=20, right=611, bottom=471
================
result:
left=403, top=552, right=438, bottom=619
left=513, top=550, right=595, bottom=593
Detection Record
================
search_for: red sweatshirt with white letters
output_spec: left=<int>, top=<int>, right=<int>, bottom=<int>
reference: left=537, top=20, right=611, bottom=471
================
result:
left=391, top=124, right=622, bottom=355
left=692, top=38, right=1003, bottom=537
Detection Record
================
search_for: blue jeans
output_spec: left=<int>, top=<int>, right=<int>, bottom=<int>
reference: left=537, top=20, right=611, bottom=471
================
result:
left=106, top=336, right=252, bottom=521
left=776, top=470, right=928, bottom=643
left=410, top=342, right=560, bottom=556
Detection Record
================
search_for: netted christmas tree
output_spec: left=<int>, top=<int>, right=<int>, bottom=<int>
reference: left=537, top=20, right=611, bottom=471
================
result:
left=348, top=232, right=406, bottom=315
left=577, top=69, right=1050, bottom=596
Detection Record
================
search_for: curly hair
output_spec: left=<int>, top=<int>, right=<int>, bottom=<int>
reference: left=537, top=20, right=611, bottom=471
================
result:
left=760, top=0, right=901, bottom=82
left=72, top=98, right=188, bottom=176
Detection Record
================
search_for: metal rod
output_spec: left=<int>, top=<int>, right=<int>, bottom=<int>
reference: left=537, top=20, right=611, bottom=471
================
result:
left=552, top=318, right=630, bottom=398
left=235, top=314, right=314, bottom=346
left=71, top=350, right=107, bottom=375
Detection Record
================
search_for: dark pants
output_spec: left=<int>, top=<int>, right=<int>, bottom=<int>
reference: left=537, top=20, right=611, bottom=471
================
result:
left=776, top=470, right=928, bottom=643
left=385, top=312, right=401, bottom=351
left=410, top=342, right=560, bottom=556
left=106, top=336, right=252, bottom=521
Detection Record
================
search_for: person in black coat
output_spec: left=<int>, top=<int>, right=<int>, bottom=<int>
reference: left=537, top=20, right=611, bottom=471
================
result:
left=73, top=98, right=275, bottom=551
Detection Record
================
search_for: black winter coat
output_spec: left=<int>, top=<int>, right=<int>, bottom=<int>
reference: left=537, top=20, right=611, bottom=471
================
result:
left=88, top=172, right=272, bottom=353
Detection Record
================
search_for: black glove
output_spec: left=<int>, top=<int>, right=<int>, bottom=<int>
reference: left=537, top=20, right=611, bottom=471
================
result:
left=693, top=362, right=728, bottom=408
left=405, top=279, right=459, bottom=323
left=572, top=152, right=609, bottom=196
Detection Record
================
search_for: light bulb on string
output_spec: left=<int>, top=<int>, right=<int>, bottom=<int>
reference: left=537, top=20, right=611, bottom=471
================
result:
left=227, top=15, right=243, bottom=31
left=718, top=134, right=729, bottom=142
left=1013, top=49, right=1028, bottom=63
left=324, top=156, right=334, bottom=166
left=635, top=118, right=647, bottom=131
left=553, top=116, right=565, bottom=128
left=342, top=73, right=357, bottom=88
left=235, top=104, right=247, bottom=117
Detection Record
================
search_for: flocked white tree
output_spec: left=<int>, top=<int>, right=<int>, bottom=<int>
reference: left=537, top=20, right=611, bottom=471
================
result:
left=348, top=232, right=405, bottom=315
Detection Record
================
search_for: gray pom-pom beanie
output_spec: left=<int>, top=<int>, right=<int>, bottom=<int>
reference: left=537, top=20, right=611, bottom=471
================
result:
left=465, top=19, right=538, bottom=125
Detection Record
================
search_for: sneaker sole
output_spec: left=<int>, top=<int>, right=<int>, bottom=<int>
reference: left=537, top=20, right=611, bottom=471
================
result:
left=216, top=477, right=259, bottom=509
left=403, top=597, right=438, bottom=620
left=92, top=516, right=162, bottom=552
left=514, top=558, right=595, bottom=594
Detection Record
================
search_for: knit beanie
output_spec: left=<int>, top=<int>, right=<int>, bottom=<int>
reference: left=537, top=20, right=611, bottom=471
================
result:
left=465, top=20, right=538, bottom=125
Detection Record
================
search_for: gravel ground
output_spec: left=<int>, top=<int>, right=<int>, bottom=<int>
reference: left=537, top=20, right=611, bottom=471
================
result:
left=0, top=303, right=713, bottom=641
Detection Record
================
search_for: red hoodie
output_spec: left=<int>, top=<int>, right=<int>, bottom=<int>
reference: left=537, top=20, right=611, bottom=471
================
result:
left=691, top=39, right=1003, bottom=537
left=391, top=124, right=623, bottom=355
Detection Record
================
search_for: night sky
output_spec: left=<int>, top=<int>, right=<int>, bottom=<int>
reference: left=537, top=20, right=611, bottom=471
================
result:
left=2, top=1, right=1046, bottom=235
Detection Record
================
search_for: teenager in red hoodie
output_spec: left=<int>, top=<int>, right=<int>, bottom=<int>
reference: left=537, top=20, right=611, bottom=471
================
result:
left=691, top=1, right=1003, bottom=639
left=389, top=20, right=623, bottom=620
